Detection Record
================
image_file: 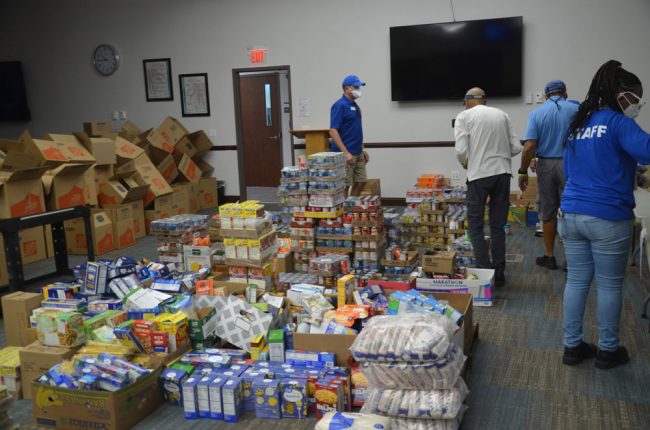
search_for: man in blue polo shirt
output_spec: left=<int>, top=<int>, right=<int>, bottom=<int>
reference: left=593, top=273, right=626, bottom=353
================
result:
left=519, top=80, right=579, bottom=269
left=330, top=75, right=368, bottom=196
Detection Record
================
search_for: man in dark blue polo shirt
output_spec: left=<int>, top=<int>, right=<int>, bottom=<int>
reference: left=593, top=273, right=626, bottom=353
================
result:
left=330, top=75, right=368, bottom=196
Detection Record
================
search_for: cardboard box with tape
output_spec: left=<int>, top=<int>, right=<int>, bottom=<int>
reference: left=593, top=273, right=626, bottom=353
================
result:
left=64, top=211, right=115, bottom=256
left=1, top=292, right=42, bottom=346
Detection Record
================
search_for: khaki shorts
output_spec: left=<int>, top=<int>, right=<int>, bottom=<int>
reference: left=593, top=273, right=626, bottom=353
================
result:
left=346, top=154, right=367, bottom=186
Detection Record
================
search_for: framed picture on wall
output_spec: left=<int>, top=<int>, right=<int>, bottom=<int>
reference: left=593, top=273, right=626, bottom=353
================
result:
left=143, top=58, right=173, bottom=101
left=179, top=73, right=211, bottom=117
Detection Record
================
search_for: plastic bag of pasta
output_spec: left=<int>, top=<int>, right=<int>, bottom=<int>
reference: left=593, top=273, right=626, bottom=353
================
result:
left=315, top=411, right=391, bottom=430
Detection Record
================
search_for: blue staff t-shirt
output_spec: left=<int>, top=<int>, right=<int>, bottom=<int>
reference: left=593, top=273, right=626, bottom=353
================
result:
left=330, top=95, right=363, bottom=155
left=522, top=96, right=578, bottom=158
left=562, top=108, right=650, bottom=221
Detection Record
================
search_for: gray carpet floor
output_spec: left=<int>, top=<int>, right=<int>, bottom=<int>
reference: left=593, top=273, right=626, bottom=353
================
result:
left=3, top=224, right=650, bottom=429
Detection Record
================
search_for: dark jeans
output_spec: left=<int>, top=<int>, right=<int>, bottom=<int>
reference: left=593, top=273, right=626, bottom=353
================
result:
left=466, top=173, right=511, bottom=275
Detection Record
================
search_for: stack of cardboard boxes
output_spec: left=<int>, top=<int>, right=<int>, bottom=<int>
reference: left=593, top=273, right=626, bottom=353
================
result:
left=510, top=176, right=538, bottom=225
left=0, top=117, right=219, bottom=286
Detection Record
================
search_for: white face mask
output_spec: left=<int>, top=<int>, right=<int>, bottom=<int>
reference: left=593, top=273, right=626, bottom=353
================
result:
left=351, top=89, right=362, bottom=99
left=617, top=91, right=646, bottom=119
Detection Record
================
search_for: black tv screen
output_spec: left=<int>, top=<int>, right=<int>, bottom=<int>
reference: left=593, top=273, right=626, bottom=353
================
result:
left=0, top=61, right=31, bottom=121
left=390, top=16, right=523, bottom=101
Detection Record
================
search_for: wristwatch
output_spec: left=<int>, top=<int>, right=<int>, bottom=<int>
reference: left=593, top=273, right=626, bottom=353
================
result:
left=518, top=168, right=528, bottom=175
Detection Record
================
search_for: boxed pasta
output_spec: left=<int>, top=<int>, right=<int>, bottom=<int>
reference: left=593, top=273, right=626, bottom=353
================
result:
left=208, top=376, right=228, bottom=419
left=182, top=376, right=200, bottom=419
left=253, top=378, right=281, bottom=419
left=314, top=379, right=343, bottom=419
left=36, top=310, right=86, bottom=347
left=280, top=379, right=308, bottom=419
left=222, top=377, right=244, bottom=423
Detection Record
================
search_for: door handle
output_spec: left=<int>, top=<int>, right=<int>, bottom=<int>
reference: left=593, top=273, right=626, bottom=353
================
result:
left=269, top=135, right=279, bottom=140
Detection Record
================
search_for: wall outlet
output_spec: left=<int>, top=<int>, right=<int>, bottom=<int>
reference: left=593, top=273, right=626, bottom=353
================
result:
left=451, top=170, right=460, bottom=181
left=208, top=129, right=217, bottom=137
left=112, top=111, right=119, bottom=121
left=119, top=111, right=127, bottom=120
left=535, top=92, right=544, bottom=103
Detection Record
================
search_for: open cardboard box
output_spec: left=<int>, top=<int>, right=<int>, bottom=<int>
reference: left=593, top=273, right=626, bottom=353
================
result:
left=32, top=367, right=163, bottom=430
left=416, top=268, right=494, bottom=307
left=42, top=164, right=92, bottom=210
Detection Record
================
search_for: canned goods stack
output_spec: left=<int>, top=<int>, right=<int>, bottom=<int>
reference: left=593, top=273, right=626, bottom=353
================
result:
left=278, top=166, right=309, bottom=207
left=218, top=201, right=277, bottom=291
left=383, top=209, right=405, bottom=248
left=152, top=214, right=210, bottom=271
left=381, top=246, right=419, bottom=276
left=401, top=199, right=447, bottom=250
left=307, top=152, right=347, bottom=209
left=347, top=196, right=386, bottom=272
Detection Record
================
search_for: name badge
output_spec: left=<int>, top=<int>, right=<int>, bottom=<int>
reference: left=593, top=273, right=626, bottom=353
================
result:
left=350, top=107, right=356, bottom=111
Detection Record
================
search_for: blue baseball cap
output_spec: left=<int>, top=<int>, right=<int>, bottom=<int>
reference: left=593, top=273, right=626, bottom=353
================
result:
left=544, top=80, right=566, bottom=95
left=342, top=75, right=366, bottom=87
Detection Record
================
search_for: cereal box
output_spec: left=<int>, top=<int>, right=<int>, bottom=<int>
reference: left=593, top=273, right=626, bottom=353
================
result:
left=208, top=376, right=227, bottom=419
left=160, top=368, right=188, bottom=405
left=222, top=377, right=244, bottom=423
left=252, top=378, right=281, bottom=419
left=36, top=310, right=86, bottom=347
left=280, top=379, right=308, bottom=419
left=182, top=376, right=200, bottom=419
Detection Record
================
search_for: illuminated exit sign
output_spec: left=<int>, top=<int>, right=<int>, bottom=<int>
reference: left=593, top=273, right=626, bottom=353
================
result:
left=248, top=48, right=268, bottom=64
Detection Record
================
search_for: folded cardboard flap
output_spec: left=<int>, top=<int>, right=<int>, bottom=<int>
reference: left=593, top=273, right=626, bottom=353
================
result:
left=115, top=136, right=145, bottom=164
left=42, top=134, right=96, bottom=164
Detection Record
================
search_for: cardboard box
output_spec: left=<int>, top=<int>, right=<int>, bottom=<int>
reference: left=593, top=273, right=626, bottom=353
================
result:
left=74, top=133, right=117, bottom=165
left=421, top=251, right=457, bottom=275
left=20, top=342, right=79, bottom=400
left=43, top=134, right=96, bottom=164
left=171, top=184, right=191, bottom=215
left=198, top=177, right=218, bottom=209
left=292, top=333, right=357, bottom=367
left=115, top=137, right=145, bottom=165
left=0, top=168, right=47, bottom=218
left=130, top=200, right=146, bottom=239
left=428, top=292, right=474, bottom=353
left=174, top=136, right=198, bottom=159
left=416, top=268, right=494, bottom=307
left=194, top=159, right=215, bottom=178
left=119, top=121, right=142, bottom=142
left=0, top=132, right=71, bottom=170
left=135, top=161, right=174, bottom=207
left=20, top=226, right=47, bottom=264
left=32, top=367, right=163, bottom=430
left=157, top=154, right=179, bottom=184
left=175, top=154, right=202, bottom=183
left=97, top=173, right=149, bottom=206
left=272, top=253, right=294, bottom=274
left=187, top=130, right=213, bottom=156
left=64, top=211, right=115, bottom=256
left=83, top=121, right=112, bottom=137
left=1, top=292, right=42, bottom=346
left=42, top=164, right=92, bottom=210
left=103, top=204, right=135, bottom=250
left=360, top=179, right=381, bottom=196
left=84, top=167, right=98, bottom=207
left=214, top=296, right=273, bottom=351
left=189, top=182, right=200, bottom=213
left=159, top=117, right=189, bottom=146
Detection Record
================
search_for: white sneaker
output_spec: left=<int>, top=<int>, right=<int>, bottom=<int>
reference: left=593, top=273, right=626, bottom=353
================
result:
left=535, top=222, right=544, bottom=237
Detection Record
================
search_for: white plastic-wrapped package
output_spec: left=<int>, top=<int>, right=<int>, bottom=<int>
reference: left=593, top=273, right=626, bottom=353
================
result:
left=360, top=344, right=466, bottom=390
left=389, top=416, right=461, bottom=430
left=361, top=379, right=468, bottom=419
left=350, top=313, right=457, bottom=362
left=315, top=411, right=391, bottom=430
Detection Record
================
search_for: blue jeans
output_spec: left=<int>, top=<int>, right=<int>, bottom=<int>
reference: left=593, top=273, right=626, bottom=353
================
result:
left=558, top=213, right=632, bottom=351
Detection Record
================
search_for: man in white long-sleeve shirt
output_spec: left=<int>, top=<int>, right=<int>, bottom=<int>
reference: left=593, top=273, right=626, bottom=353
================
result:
left=454, top=87, right=521, bottom=287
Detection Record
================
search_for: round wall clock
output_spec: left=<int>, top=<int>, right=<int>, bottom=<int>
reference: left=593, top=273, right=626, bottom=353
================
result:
left=93, top=44, right=120, bottom=76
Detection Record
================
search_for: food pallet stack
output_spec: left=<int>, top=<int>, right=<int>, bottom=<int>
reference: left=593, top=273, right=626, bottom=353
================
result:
left=351, top=313, right=468, bottom=430
left=401, top=199, right=448, bottom=251
left=219, top=201, right=277, bottom=292
left=152, top=215, right=211, bottom=272
left=347, top=196, right=386, bottom=272
left=278, top=165, right=314, bottom=273
left=307, top=153, right=352, bottom=257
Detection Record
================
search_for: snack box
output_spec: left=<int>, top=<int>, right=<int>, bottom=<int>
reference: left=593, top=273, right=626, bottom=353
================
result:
left=252, top=378, right=281, bottom=419
left=36, top=310, right=86, bottom=347
left=222, top=377, right=244, bottom=423
left=208, top=376, right=228, bottom=419
left=182, top=376, right=200, bottom=419
left=280, top=378, right=308, bottom=419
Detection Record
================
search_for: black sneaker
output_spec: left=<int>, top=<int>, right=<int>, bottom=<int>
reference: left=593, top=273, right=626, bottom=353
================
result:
left=562, top=342, right=597, bottom=365
left=595, top=346, right=630, bottom=370
left=536, top=255, right=558, bottom=270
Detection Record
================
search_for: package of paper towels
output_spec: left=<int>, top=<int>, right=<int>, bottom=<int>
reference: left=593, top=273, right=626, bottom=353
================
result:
left=315, top=411, right=390, bottom=430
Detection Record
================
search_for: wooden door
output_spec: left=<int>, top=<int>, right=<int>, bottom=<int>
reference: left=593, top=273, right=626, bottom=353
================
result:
left=238, top=74, right=282, bottom=187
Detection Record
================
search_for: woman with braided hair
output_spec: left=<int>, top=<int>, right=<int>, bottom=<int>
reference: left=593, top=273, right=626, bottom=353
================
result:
left=558, top=60, right=649, bottom=369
